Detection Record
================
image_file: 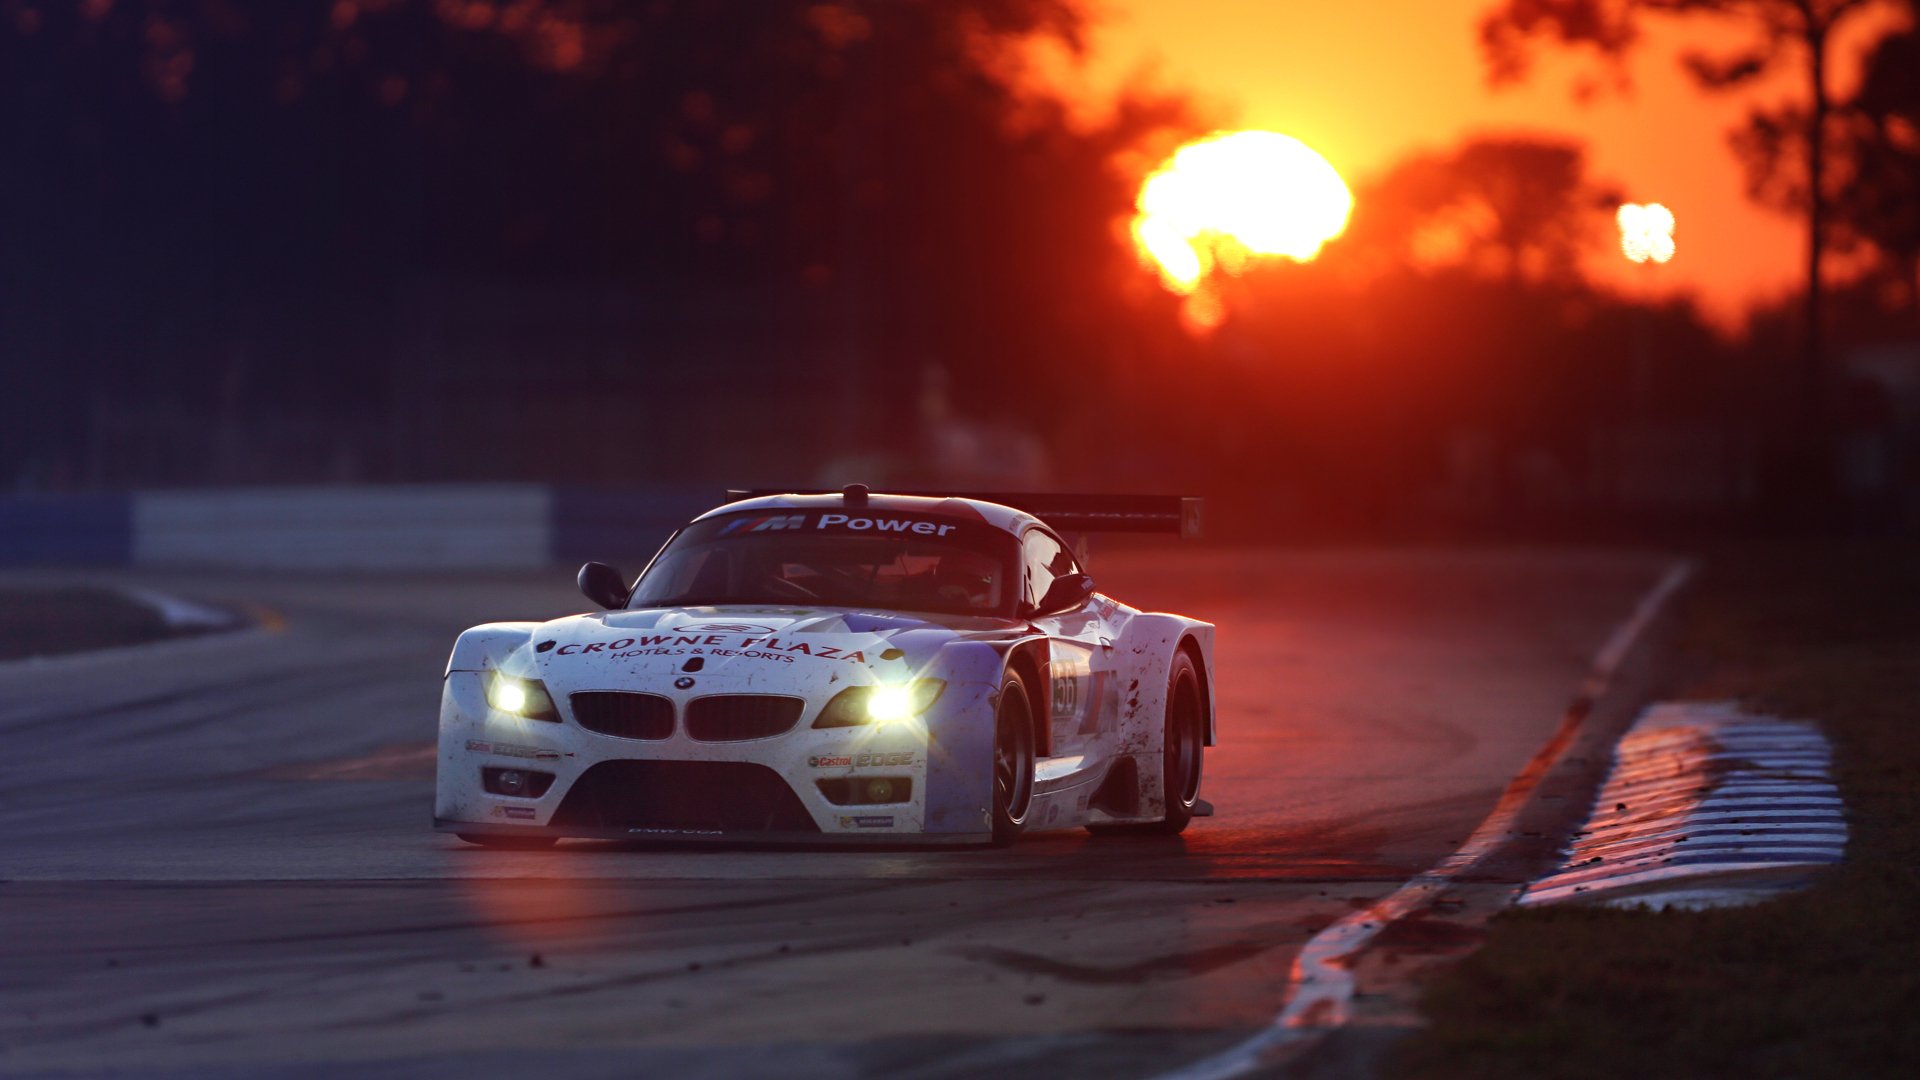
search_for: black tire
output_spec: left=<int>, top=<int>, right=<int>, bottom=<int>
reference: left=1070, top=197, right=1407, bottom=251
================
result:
left=990, top=670, right=1037, bottom=846
left=1088, top=650, right=1204, bottom=836
left=456, top=833, right=558, bottom=850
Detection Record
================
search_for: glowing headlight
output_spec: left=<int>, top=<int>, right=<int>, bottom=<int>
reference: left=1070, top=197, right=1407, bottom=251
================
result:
left=814, top=679, right=946, bottom=728
left=866, top=684, right=918, bottom=722
left=487, top=674, right=560, bottom=722
left=492, top=680, right=529, bottom=713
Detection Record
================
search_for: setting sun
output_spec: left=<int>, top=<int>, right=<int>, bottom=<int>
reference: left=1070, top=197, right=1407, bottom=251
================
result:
left=1132, top=130, right=1354, bottom=300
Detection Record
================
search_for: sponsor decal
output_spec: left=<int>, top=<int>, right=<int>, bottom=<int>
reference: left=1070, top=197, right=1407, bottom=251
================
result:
left=683, top=647, right=796, bottom=664
left=674, top=622, right=777, bottom=635
left=556, top=637, right=641, bottom=656
left=627, top=827, right=723, bottom=836
left=737, top=637, right=865, bottom=663
left=535, top=640, right=556, bottom=653
left=467, top=740, right=560, bottom=760
left=817, top=513, right=956, bottom=536
left=602, top=643, right=797, bottom=664
left=560, top=633, right=867, bottom=664
left=809, top=752, right=919, bottom=769
left=839, top=815, right=896, bottom=829
left=491, top=806, right=537, bottom=820
left=718, top=514, right=807, bottom=536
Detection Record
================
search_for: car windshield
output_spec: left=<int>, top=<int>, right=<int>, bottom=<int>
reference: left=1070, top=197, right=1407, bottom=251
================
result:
left=630, top=508, right=1016, bottom=617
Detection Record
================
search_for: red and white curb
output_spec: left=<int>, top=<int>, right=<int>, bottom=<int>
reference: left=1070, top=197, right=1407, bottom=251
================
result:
left=1518, top=701, right=1845, bottom=908
left=1154, top=560, right=1695, bottom=1080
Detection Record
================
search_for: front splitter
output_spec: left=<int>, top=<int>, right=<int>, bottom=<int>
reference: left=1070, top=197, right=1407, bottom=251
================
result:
left=434, top=817, right=993, bottom=847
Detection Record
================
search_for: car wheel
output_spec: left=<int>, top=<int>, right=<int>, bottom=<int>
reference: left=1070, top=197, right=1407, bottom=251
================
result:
left=991, top=670, right=1036, bottom=846
left=1088, top=650, right=1204, bottom=836
left=456, top=833, right=559, bottom=850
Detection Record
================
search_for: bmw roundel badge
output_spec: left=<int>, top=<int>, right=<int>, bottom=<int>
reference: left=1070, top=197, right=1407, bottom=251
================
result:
left=674, top=676, right=696, bottom=690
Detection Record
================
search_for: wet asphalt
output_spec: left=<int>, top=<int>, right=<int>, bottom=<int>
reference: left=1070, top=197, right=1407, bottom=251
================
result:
left=0, top=546, right=1673, bottom=1078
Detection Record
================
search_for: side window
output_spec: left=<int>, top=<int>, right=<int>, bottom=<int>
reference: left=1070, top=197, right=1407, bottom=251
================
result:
left=1020, top=529, right=1077, bottom=612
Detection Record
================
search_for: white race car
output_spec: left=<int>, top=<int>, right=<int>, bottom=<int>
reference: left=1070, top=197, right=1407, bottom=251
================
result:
left=434, top=487, right=1215, bottom=847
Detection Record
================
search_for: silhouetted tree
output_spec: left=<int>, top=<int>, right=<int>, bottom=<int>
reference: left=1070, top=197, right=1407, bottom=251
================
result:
left=1833, top=29, right=1920, bottom=314
left=1479, top=0, right=1901, bottom=441
left=0, top=1, right=1200, bottom=486
left=1340, top=135, right=1621, bottom=283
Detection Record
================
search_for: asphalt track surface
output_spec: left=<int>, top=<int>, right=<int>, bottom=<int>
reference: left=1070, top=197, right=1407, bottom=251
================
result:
left=0, top=547, right=1675, bottom=1079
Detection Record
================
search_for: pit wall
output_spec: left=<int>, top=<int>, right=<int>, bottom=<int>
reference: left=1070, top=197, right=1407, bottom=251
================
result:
left=0, top=486, right=711, bottom=569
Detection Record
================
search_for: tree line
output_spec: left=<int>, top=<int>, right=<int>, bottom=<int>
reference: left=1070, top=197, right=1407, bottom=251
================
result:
left=3, top=1, right=1915, bottom=532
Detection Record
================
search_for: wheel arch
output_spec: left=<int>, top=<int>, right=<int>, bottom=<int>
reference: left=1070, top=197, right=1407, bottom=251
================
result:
left=1176, top=633, right=1216, bottom=747
left=445, top=621, right=540, bottom=675
left=1109, top=614, right=1215, bottom=752
left=1002, top=638, right=1052, bottom=757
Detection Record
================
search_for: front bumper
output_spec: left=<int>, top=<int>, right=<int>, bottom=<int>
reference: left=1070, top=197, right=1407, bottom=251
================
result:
left=433, top=670, right=999, bottom=843
left=432, top=818, right=990, bottom=845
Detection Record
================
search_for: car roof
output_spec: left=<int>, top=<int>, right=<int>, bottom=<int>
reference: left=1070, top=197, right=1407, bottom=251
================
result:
left=693, top=492, right=1042, bottom=537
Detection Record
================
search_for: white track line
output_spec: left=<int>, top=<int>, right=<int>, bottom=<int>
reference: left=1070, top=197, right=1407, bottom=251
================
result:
left=1154, top=560, right=1695, bottom=1080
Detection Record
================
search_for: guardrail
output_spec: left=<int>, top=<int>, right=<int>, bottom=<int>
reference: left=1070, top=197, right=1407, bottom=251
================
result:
left=0, top=486, right=710, bottom=569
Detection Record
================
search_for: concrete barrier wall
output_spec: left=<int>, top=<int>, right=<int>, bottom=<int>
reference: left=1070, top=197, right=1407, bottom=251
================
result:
left=134, top=486, right=554, bottom=569
left=0, top=485, right=724, bottom=569
left=0, top=495, right=134, bottom=564
left=549, top=487, right=711, bottom=567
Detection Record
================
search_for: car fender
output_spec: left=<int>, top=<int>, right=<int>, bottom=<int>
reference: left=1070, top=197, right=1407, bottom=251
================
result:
left=445, top=622, right=541, bottom=675
left=918, top=638, right=1025, bottom=836
left=1107, top=613, right=1216, bottom=817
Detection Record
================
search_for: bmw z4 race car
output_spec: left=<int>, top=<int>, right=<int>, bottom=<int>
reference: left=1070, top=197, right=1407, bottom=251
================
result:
left=434, top=487, right=1215, bottom=847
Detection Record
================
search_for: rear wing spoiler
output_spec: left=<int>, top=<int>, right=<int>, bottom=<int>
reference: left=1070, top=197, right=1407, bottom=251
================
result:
left=723, top=489, right=1203, bottom=539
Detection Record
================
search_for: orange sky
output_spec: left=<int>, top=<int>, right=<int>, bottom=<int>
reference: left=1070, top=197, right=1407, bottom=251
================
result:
left=1042, top=0, right=1907, bottom=324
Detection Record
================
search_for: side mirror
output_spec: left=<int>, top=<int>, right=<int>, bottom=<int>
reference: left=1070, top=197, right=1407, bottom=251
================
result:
left=578, top=562, right=631, bottom=611
left=1027, top=572, right=1095, bottom=618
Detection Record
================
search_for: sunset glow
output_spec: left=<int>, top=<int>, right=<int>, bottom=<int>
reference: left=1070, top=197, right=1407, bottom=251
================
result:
left=1617, top=203, right=1677, bottom=264
left=1047, top=0, right=1894, bottom=321
left=1132, top=131, right=1354, bottom=296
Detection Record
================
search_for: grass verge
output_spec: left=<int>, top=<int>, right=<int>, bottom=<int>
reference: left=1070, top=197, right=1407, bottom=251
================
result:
left=0, top=586, right=195, bottom=660
left=1389, top=541, right=1920, bottom=1079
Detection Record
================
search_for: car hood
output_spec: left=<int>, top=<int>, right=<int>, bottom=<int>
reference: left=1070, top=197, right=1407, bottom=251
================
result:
left=524, top=605, right=1024, bottom=692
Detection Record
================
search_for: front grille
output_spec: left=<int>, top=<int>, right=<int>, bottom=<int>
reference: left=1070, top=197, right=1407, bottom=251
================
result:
left=570, top=691, right=674, bottom=740
left=549, top=760, right=820, bottom=833
left=685, top=695, right=805, bottom=741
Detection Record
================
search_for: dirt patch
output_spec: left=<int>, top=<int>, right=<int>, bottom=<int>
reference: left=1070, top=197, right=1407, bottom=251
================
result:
left=1370, top=914, right=1486, bottom=953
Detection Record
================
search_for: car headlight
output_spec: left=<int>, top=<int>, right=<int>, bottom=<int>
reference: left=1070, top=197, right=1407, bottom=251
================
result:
left=813, top=680, right=946, bottom=728
left=487, top=674, right=560, bottom=722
